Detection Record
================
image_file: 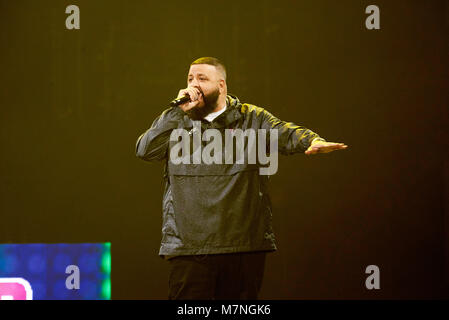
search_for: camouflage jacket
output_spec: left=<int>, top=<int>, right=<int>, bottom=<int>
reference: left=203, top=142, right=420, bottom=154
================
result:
left=135, top=94, right=325, bottom=257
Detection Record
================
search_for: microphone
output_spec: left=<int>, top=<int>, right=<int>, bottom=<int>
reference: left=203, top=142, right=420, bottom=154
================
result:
left=169, top=95, right=190, bottom=107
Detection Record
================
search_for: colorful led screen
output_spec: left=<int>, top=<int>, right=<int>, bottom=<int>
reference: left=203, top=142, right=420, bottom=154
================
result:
left=0, top=243, right=111, bottom=300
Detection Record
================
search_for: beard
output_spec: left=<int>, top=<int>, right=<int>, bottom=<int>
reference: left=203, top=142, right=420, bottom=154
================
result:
left=187, top=87, right=220, bottom=121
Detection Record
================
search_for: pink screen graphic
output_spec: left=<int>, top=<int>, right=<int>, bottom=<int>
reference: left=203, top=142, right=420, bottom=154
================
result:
left=0, top=278, right=33, bottom=300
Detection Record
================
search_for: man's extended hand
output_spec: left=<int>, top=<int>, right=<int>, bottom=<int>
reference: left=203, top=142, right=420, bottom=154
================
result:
left=305, top=140, right=348, bottom=155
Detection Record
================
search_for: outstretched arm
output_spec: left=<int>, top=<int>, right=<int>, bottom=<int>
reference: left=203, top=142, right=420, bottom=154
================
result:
left=260, top=108, right=328, bottom=155
left=260, top=108, right=348, bottom=155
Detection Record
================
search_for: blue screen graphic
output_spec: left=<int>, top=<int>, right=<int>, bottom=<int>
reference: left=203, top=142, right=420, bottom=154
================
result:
left=0, top=243, right=111, bottom=300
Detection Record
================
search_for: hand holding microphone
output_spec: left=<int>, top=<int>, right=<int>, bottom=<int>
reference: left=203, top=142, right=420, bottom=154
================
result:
left=170, top=87, right=204, bottom=112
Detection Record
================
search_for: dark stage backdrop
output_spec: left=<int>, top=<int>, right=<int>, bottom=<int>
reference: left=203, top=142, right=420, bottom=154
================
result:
left=0, top=0, right=448, bottom=299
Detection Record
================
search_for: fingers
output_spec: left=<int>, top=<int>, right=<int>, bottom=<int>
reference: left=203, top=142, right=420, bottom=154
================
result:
left=305, top=143, right=348, bottom=155
left=305, top=147, right=319, bottom=155
left=328, top=144, right=347, bottom=150
left=177, top=87, right=203, bottom=112
left=178, top=87, right=201, bottom=101
left=189, top=87, right=199, bottom=101
left=321, top=142, right=348, bottom=151
left=327, top=142, right=347, bottom=147
left=190, top=87, right=202, bottom=102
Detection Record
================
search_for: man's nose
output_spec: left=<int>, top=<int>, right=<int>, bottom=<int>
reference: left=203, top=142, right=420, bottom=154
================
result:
left=190, top=78, right=200, bottom=87
left=189, top=81, right=202, bottom=94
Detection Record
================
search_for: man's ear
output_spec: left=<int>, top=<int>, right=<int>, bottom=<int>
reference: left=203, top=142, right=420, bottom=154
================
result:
left=219, top=80, right=226, bottom=94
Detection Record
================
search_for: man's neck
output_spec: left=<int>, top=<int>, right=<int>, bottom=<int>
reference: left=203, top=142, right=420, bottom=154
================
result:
left=211, top=104, right=225, bottom=113
left=211, top=96, right=227, bottom=113
left=204, top=102, right=227, bottom=123
left=187, top=95, right=227, bottom=121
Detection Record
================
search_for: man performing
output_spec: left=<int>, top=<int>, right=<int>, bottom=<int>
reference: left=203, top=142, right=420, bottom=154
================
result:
left=135, top=57, right=348, bottom=300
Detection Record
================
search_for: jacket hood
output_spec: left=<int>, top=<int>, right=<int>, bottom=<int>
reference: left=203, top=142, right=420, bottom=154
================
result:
left=226, top=93, right=241, bottom=109
left=217, top=93, right=242, bottom=127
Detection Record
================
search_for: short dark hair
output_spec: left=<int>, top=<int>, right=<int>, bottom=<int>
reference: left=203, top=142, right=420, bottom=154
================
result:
left=190, top=57, right=227, bottom=80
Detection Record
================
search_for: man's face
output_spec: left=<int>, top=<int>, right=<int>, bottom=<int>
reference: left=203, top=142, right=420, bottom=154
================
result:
left=187, top=64, right=223, bottom=114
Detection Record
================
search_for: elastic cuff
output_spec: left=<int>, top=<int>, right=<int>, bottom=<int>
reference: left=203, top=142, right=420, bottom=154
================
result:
left=311, top=137, right=326, bottom=144
left=171, top=106, right=187, bottom=118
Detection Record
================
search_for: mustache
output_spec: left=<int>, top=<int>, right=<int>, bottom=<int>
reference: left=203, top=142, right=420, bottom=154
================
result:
left=196, top=87, right=205, bottom=99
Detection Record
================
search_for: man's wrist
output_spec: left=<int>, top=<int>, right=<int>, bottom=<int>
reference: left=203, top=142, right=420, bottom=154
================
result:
left=311, top=137, right=326, bottom=145
left=171, top=105, right=187, bottom=117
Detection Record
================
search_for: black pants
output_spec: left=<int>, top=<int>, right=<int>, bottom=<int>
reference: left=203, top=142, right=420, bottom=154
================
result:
left=167, top=251, right=266, bottom=300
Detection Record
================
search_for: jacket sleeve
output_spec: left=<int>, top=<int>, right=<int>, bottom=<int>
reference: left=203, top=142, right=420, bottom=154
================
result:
left=259, top=109, right=326, bottom=155
left=135, top=106, right=186, bottom=161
